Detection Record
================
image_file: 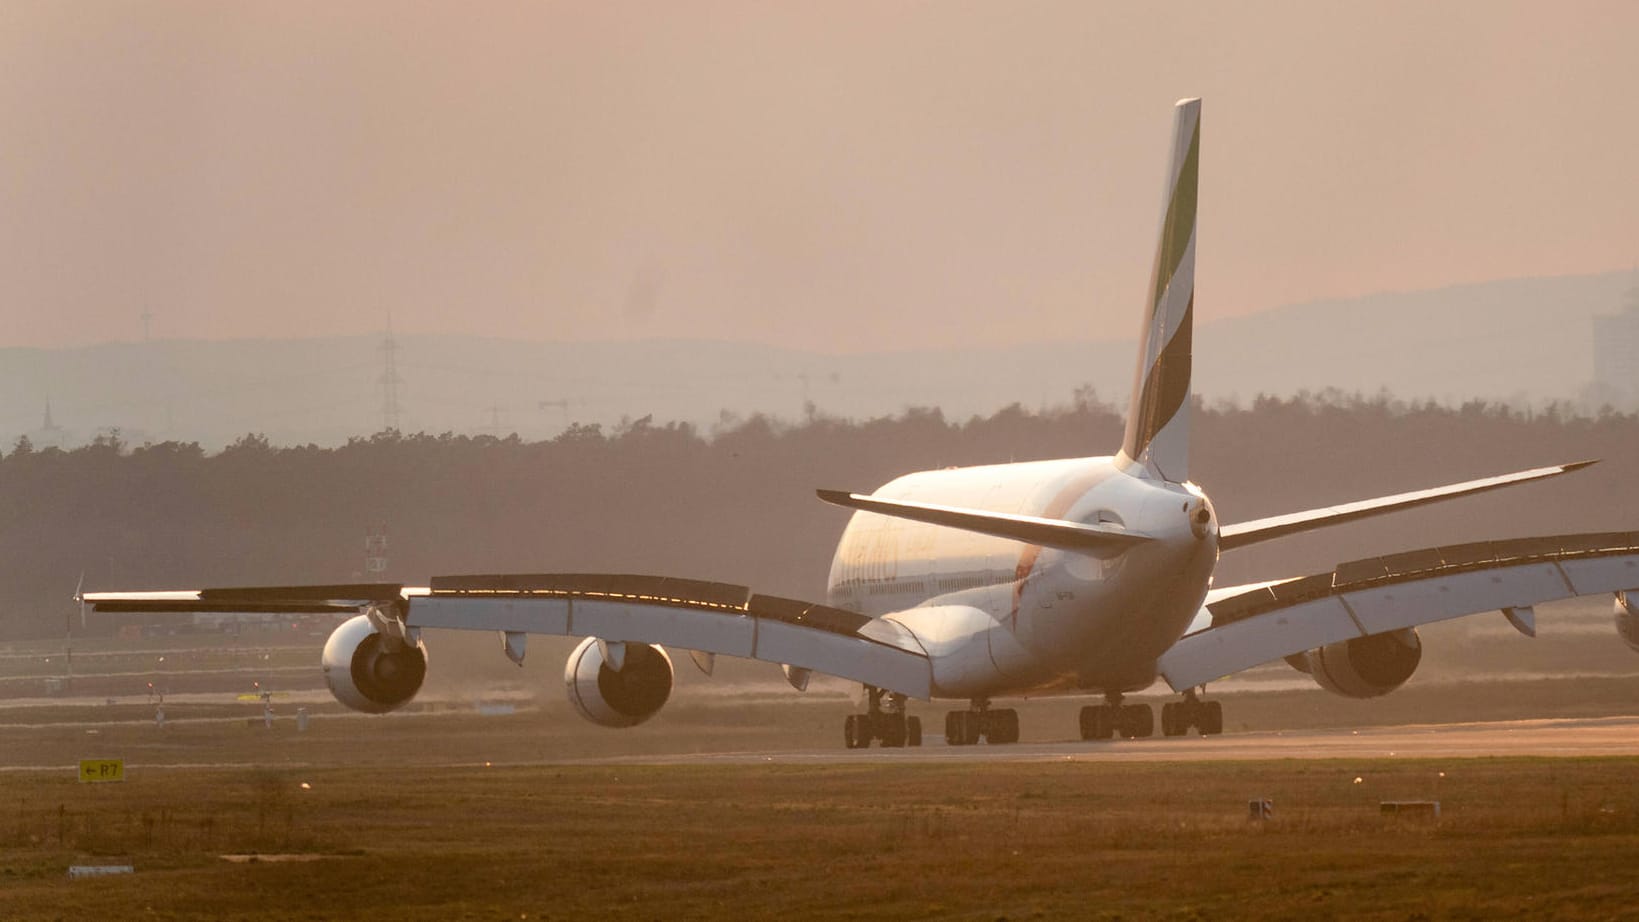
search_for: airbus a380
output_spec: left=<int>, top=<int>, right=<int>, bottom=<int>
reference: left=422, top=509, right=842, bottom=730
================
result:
left=87, top=99, right=1639, bottom=747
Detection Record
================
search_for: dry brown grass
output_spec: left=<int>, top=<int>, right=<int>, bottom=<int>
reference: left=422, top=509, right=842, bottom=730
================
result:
left=3, top=757, right=1638, bottom=920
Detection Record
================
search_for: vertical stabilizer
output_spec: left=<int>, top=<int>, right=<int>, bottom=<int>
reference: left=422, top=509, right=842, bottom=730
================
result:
left=1119, top=98, right=1199, bottom=483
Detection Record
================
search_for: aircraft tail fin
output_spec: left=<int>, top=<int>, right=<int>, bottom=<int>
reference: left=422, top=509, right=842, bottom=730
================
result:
left=1119, top=97, right=1199, bottom=483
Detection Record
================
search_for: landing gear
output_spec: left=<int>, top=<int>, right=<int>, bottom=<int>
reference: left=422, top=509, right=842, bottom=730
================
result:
left=843, top=687, right=923, bottom=749
left=1077, top=693, right=1154, bottom=741
left=945, top=709, right=981, bottom=746
left=1160, top=689, right=1223, bottom=737
left=943, top=699, right=1020, bottom=745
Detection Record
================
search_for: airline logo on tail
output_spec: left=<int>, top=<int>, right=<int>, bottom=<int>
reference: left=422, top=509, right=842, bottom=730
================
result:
left=1120, top=97, right=1200, bottom=484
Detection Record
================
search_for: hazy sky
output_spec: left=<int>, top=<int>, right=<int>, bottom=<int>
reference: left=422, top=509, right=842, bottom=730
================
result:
left=3, top=1, right=1635, bottom=352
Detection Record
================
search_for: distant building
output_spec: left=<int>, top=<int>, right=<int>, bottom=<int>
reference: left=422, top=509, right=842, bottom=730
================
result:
left=1590, top=281, right=1639, bottom=412
left=8, top=403, right=156, bottom=454
left=23, top=401, right=71, bottom=450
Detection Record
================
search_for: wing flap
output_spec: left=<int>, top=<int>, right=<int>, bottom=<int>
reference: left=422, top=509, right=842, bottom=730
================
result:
left=1562, top=554, right=1639, bottom=594
left=83, top=583, right=406, bottom=615
left=1161, top=596, right=1362, bottom=690
left=1344, top=563, right=1569, bottom=636
left=89, top=600, right=366, bottom=615
left=1159, top=530, right=1639, bottom=691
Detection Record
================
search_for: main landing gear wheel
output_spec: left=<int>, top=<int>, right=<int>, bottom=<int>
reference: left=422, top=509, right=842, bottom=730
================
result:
left=842, top=687, right=923, bottom=749
left=1161, top=691, right=1224, bottom=737
left=945, top=710, right=980, bottom=746
left=844, top=713, right=869, bottom=749
left=1078, top=695, right=1154, bottom=741
left=943, top=701, right=1019, bottom=745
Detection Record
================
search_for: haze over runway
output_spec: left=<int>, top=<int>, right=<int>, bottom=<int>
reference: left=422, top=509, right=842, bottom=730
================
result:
left=3, top=2, right=1636, bottom=353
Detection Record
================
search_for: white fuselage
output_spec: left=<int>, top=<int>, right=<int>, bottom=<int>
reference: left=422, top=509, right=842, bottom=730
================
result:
left=825, top=457, right=1218, bottom=700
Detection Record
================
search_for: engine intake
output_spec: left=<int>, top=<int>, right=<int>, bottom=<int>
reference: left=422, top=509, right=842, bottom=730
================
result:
left=564, top=637, right=673, bottom=728
left=1305, top=628, right=1421, bottom=699
left=321, top=613, right=428, bottom=714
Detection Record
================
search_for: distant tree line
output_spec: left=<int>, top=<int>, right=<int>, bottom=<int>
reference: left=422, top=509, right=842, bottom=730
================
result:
left=2, top=390, right=1635, bottom=640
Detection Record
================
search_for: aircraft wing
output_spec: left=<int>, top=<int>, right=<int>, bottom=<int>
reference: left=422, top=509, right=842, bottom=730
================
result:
left=85, top=573, right=933, bottom=699
left=1217, top=460, right=1596, bottom=551
left=1156, top=530, right=1639, bottom=691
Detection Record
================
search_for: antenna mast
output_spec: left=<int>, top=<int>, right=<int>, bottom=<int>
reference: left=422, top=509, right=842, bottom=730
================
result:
left=379, top=318, right=404, bottom=432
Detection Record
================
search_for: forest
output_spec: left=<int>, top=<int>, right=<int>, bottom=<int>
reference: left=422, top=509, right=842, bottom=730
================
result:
left=2, top=390, right=1635, bottom=639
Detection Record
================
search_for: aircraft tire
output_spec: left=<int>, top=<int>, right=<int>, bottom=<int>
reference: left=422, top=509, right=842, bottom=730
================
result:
left=1202, top=700, right=1224, bottom=736
left=906, top=716, right=923, bottom=747
left=1160, top=702, right=1178, bottom=736
left=880, top=713, right=907, bottom=748
left=986, top=708, right=1020, bottom=744
left=1079, top=704, right=1116, bottom=741
left=1077, top=705, right=1103, bottom=741
left=844, top=714, right=870, bottom=749
left=1122, top=704, right=1153, bottom=739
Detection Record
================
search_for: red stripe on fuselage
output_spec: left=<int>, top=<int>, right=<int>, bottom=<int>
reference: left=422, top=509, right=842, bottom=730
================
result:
left=1009, top=469, right=1110, bottom=629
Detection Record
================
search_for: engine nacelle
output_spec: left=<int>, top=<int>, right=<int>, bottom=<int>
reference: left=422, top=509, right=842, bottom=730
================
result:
left=1616, top=592, right=1639, bottom=654
left=564, top=637, right=673, bottom=728
left=321, top=613, right=428, bottom=714
left=1305, top=628, right=1421, bottom=699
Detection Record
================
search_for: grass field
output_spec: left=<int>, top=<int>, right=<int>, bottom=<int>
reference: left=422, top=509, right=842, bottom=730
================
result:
left=3, top=757, right=1638, bottom=920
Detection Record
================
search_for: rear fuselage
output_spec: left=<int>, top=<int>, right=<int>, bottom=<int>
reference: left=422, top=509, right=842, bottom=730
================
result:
left=825, top=457, right=1218, bottom=699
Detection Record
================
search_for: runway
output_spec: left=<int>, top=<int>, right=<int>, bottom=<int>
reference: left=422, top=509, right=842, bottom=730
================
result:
left=6, top=715, right=1639, bottom=774
left=567, top=715, right=1639, bottom=766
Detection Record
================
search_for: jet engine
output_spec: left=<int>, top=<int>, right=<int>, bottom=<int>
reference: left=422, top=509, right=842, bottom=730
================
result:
left=564, top=637, right=673, bottom=728
left=321, top=613, right=428, bottom=714
left=1303, top=628, right=1422, bottom=699
left=1616, top=592, right=1639, bottom=654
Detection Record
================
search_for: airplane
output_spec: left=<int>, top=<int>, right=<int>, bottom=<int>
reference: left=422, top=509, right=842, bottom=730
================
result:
left=84, top=99, right=1639, bottom=747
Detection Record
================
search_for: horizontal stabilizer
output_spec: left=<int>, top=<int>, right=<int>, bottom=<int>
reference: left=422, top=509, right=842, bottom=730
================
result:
left=1218, top=460, right=1597, bottom=552
left=816, top=490, right=1149, bottom=556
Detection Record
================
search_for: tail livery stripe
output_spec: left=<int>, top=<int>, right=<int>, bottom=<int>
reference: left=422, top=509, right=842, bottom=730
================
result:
left=1120, top=98, right=1200, bottom=483
left=1126, top=292, right=1193, bottom=467
left=1151, top=111, right=1201, bottom=317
